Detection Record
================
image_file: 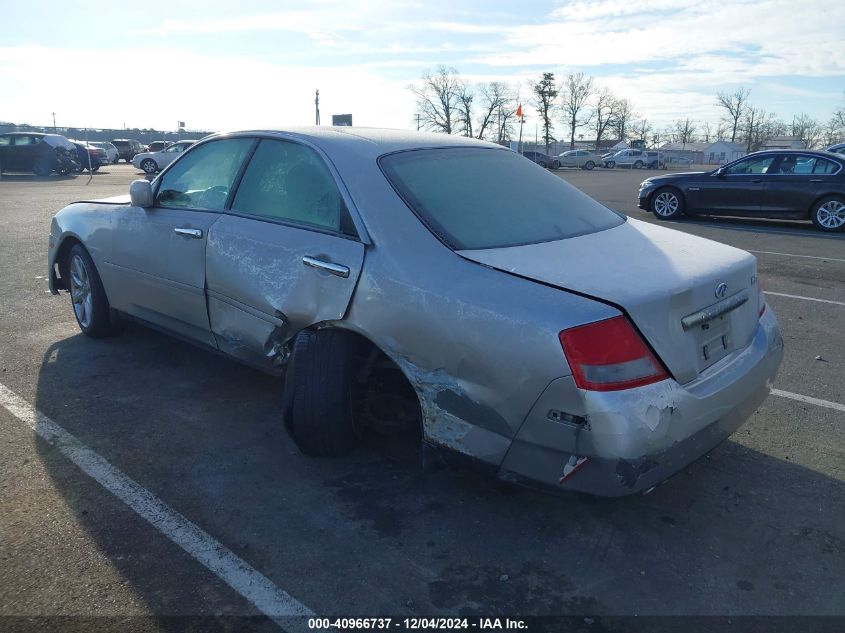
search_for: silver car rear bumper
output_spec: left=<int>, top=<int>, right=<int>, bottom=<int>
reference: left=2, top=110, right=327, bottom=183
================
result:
left=499, top=309, right=784, bottom=496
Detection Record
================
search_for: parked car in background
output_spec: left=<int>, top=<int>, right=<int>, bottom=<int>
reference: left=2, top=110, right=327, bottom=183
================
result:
left=666, top=156, right=694, bottom=165
left=132, top=139, right=197, bottom=174
left=70, top=141, right=108, bottom=173
left=604, top=149, right=648, bottom=169
left=48, top=127, right=783, bottom=496
left=148, top=140, right=172, bottom=153
left=638, top=150, right=845, bottom=232
left=521, top=150, right=559, bottom=169
left=111, top=138, right=144, bottom=163
left=645, top=151, right=665, bottom=169
left=827, top=142, right=845, bottom=156
left=557, top=150, right=602, bottom=170
left=91, top=141, right=119, bottom=164
left=0, top=132, right=79, bottom=175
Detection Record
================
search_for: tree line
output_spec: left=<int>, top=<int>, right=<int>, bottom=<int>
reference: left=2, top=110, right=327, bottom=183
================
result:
left=410, top=66, right=845, bottom=154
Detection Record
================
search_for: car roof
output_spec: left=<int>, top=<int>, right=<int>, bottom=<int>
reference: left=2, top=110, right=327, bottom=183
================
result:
left=206, top=127, right=502, bottom=161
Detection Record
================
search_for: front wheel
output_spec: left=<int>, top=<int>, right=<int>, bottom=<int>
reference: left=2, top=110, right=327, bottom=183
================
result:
left=140, top=158, right=158, bottom=174
left=33, top=159, right=52, bottom=177
left=605, top=160, right=615, bottom=169
left=650, top=187, right=685, bottom=220
left=584, top=161, right=595, bottom=170
left=811, top=196, right=845, bottom=232
left=538, top=161, right=547, bottom=168
left=634, top=160, right=644, bottom=169
left=66, top=244, right=120, bottom=337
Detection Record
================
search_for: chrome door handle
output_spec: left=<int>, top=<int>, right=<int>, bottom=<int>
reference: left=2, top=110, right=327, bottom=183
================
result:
left=174, top=227, right=203, bottom=239
left=302, top=256, right=350, bottom=278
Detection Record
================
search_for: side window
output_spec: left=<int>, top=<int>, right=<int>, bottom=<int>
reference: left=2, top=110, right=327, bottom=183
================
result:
left=790, top=156, right=816, bottom=174
left=814, top=158, right=840, bottom=174
left=155, top=138, right=254, bottom=211
left=0, top=136, right=9, bottom=146
left=12, top=136, right=35, bottom=146
left=231, top=139, right=352, bottom=235
left=724, top=156, right=775, bottom=175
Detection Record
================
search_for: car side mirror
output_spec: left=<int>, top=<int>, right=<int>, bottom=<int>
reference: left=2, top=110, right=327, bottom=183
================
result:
left=130, top=179, right=154, bottom=207
left=716, top=167, right=726, bottom=178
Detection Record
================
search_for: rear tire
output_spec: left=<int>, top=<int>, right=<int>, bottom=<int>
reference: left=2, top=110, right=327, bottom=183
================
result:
left=584, top=161, right=595, bottom=170
left=141, top=158, right=158, bottom=174
left=811, top=196, right=845, bottom=232
left=606, top=160, right=615, bottom=169
left=634, top=160, right=644, bottom=169
left=285, top=329, right=359, bottom=457
left=650, top=187, right=685, bottom=220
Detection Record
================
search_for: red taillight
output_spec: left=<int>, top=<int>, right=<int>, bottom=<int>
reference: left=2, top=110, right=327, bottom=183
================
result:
left=559, top=316, right=668, bottom=391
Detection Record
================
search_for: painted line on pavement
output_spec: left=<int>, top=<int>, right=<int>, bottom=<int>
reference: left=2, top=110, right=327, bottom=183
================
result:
left=749, top=250, right=845, bottom=264
left=764, top=291, right=845, bottom=307
left=0, top=382, right=313, bottom=620
left=771, top=389, right=845, bottom=413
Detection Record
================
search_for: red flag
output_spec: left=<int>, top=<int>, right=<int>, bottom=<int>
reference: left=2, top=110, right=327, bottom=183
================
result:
left=515, top=104, right=523, bottom=119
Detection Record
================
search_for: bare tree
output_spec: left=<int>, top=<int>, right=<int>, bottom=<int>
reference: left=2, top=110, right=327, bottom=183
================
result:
left=409, top=65, right=463, bottom=134
left=792, top=113, right=823, bottom=149
left=633, top=118, right=652, bottom=145
left=674, top=118, right=697, bottom=149
left=823, top=118, right=842, bottom=147
left=700, top=121, right=713, bottom=143
left=532, top=73, right=559, bottom=154
left=612, top=98, right=635, bottom=144
left=742, top=106, right=763, bottom=152
left=833, top=93, right=845, bottom=130
left=455, top=81, right=474, bottom=137
left=560, top=72, right=594, bottom=150
left=475, top=82, right=512, bottom=141
left=593, top=87, right=619, bottom=150
left=716, top=87, right=751, bottom=143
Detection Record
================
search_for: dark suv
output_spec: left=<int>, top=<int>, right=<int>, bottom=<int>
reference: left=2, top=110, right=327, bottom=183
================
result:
left=0, top=132, right=80, bottom=176
left=111, top=138, right=144, bottom=162
left=521, top=151, right=560, bottom=169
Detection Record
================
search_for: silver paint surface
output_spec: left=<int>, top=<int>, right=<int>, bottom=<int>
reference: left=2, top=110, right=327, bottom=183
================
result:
left=48, top=127, right=784, bottom=495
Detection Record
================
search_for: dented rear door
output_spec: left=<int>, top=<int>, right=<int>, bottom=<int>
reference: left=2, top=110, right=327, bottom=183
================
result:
left=204, top=137, right=365, bottom=370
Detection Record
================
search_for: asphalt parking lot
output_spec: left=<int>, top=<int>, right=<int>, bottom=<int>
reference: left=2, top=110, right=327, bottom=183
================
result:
left=0, top=163, right=843, bottom=630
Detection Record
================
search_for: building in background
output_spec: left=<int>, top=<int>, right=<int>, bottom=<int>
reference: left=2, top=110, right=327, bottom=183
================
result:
left=704, top=141, right=746, bottom=164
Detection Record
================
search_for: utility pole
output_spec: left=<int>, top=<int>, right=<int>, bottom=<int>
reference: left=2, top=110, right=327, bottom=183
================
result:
left=52, top=112, right=56, bottom=132
left=415, top=114, right=421, bottom=131
left=315, top=90, right=320, bottom=126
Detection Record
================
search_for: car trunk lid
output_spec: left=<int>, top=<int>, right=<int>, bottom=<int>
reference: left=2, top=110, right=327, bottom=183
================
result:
left=457, top=217, right=760, bottom=385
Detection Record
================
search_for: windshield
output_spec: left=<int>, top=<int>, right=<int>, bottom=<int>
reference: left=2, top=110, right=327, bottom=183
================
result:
left=379, top=147, right=624, bottom=250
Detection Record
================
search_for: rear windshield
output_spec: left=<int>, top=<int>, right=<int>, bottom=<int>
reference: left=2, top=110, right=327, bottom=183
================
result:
left=112, top=140, right=128, bottom=146
left=379, top=147, right=624, bottom=250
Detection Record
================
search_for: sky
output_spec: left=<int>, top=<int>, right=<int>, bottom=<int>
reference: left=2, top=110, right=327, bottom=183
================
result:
left=1, top=0, right=843, bottom=134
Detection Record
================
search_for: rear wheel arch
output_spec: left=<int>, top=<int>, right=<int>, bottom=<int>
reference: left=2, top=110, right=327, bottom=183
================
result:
left=283, top=325, right=423, bottom=456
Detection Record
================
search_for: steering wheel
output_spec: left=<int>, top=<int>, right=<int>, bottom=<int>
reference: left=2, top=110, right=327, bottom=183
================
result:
left=198, top=185, right=229, bottom=208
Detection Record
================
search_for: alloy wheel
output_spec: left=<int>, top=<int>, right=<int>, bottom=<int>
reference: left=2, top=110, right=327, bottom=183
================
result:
left=653, top=191, right=679, bottom=217
left=70, top=254, right=93, bottom=329
left=816, top=200, right=845, bottom=229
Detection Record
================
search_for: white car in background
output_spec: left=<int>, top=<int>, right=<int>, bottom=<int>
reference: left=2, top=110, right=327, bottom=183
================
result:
left=91, top=142, right=119, bottom=164
left=132, top=140, right=197, bottom=174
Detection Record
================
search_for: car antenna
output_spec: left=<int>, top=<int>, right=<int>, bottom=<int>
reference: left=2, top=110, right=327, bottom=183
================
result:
left=84, top=127, right=93, bottom=185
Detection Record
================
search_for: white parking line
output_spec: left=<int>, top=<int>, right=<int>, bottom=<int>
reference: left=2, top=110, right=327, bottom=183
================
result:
left=764, top=291, right=845, bottom=307
left=0, top=383, right=313, bottom=620
left=771, top=389, right=845, bottom=413
left=749, top=250, right=845, bottom=264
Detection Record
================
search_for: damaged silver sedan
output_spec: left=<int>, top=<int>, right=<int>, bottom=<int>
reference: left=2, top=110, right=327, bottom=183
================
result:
left=48, top=128, right=784, bottom=496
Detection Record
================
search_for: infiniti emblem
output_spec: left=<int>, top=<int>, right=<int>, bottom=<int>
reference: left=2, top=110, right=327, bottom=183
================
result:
left=715, top=283, right=728, bottom=299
